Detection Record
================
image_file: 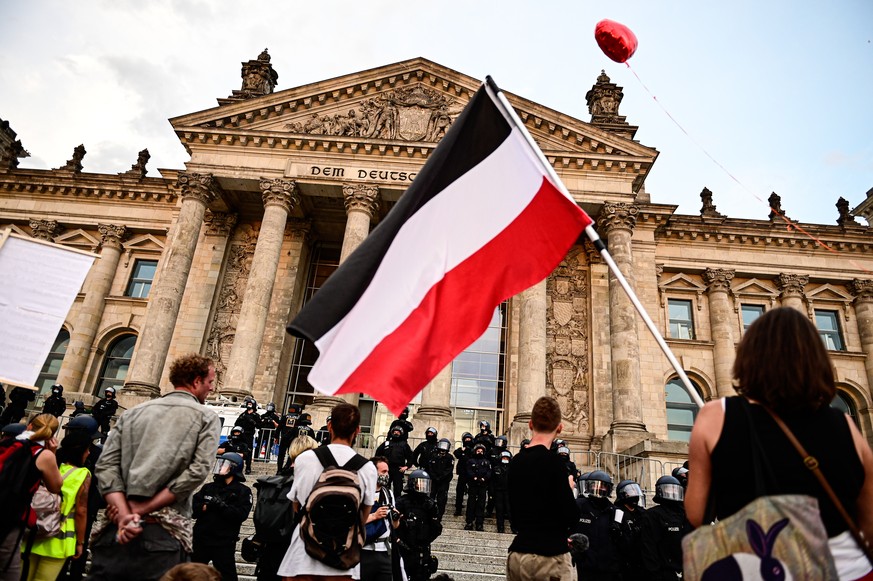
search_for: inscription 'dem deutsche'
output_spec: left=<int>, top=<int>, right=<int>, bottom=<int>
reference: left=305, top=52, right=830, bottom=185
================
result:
left=289, top=163, right=418, bottom=184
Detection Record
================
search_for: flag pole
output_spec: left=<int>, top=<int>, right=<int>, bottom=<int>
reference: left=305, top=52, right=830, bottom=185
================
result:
left=484, top=76, right=705, bottom=409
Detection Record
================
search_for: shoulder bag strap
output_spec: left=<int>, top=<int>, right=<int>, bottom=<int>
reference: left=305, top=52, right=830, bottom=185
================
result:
left=313, top=445, right=338, bottom=469
left=762, top=405, right=873, bottom=566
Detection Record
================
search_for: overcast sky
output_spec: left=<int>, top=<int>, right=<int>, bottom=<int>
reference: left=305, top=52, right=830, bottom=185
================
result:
left=1, top=1, right=871, bottom=225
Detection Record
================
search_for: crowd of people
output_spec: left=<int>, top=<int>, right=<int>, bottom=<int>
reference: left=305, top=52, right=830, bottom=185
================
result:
left=3, top=306, right=873, bottom=581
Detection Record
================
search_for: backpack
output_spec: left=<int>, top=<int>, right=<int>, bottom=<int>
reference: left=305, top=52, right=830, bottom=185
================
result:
left=299, top=447, right=369, bottom=570
left=0, top=439, right=41, bottom=535
left=30, top=467, right=77, bottom=539
left=253, top=473, right=297, bottom=543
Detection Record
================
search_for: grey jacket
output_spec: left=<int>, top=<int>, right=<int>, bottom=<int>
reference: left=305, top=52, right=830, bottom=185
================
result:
left=95, top=390, right=221, bottom=517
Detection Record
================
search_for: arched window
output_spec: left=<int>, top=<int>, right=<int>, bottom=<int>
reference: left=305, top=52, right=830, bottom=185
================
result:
left=36, top=329, right=70, bottom=394
left=96, top=335, right=136, bottom=397
left=831, top=391, right=859, bottom=428
left=666, top=378, right=701, bottom=442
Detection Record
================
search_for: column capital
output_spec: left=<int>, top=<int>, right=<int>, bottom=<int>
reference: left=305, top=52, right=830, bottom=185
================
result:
left=97, top=224, right=127, bottom=249
left=703, top=268, right=735, bottom=293
left=775, top=272, right=808, bottom=299
left=29, top=219, right=61, bottom=241
left=597, top=202, right=639, bottom=234
left=342, top=183, right=380, bottom=218
left=850, top=279, right=873, bottom=304
left=259, top=178, right=299, bottom=213
left=203, top=210, right=238, bottom=237
left=176, top=172, right=218, bottom=206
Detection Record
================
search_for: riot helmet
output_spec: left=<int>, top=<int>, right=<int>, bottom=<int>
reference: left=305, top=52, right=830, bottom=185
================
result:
left=557, top=446, right=570, bottom=459
left=494, top=436, right=507, bottom=450
left=437, top=438, right=451, bottom=454
left=104, top=386, right=116, bottom=399
left=615, top=479, right=644, bottom=505
left=65, top=415, right=99, bottom=436
left=478, top=420, right=490, bottom=433
left=520, top=438, right=531, bottom=449
left=297, top=413, right=312, bottom=427
left=213, top=452, right=245, bottom=481
left=582, top=470, right=613, bottom=498
left=73, top=401, right=85, bottom=411
left=473, top=443, right=486, bottom=456
left=500, top=450, right=512, bottom=464
left=230, top=426, right=244, bottom=439
left=51, top=384, right=63, bottom=396
left=425, top=427, right=438, bottom=441
left=405, top=469, right=432, bottom=495
left=654, top=475, right=684, bottom=503
left=266, top=402, right=275, bottom=412
left=552, top=438, right=566, bottom=452
left=390, top=427, right=403, bottom=441
left=245, top=399, right=256, bottom=411
left=672, top=466, right=689, bottom=489
left=461, top=432, right=473, bottom=446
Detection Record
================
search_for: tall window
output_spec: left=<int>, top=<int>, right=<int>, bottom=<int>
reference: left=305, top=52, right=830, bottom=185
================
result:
left=126, top=259, right=158, bottom=298
left=741, top=304, right=765, bottom=332
left=831, top=391, right=859, bottom=427
left=815, top=310, right=845, bottom=351
left=666, top=378, right=700, bottom=442
left=451, top=305, right=507, bottom=441
left=96, top=335, right=136, bottom=396
left=668, top=299, right=695, bottom=340
left=36, top=329, right=70, bottom=393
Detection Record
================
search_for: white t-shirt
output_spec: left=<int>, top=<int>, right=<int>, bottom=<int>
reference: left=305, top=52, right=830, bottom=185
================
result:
left=277, top=444, right=377, bottom=579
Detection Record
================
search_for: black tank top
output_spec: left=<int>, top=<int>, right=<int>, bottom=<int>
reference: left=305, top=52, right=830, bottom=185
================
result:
left=710, top=396, right=864, bottom=536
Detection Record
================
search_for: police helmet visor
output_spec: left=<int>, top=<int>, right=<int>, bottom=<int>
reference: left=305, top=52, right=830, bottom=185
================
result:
left=618, top=483, right=643, bottom=501
left=658, top=482, right=685, bottom=502
left=437, top=440, right=451, bottom=452
left=212, top=457, right=236, bottom=476
left=584, top=480, right=610, bottom=497
left=411, top=477, right=432, bottom=495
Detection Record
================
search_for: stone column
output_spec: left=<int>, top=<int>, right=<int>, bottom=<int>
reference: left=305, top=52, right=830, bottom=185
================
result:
left=56, top=224, right=126, bottom=391
left=413, top=364, right=455, bottom=440
left=776, top=273, right=808, bottom=311
left=124, top=173, right=216, bottom=398
left=222, top=178, right=298, bottom=399
left=599, top=203, right=647, bottom=451
left=508, top=279, right=548, bottom=445
left=704, top=268, right=736, bottom=398
left=310, top=184, right=380, bottom=418
left=29, top=219, right=61, bottom=241
left=850, top=279, right=873, bottom=394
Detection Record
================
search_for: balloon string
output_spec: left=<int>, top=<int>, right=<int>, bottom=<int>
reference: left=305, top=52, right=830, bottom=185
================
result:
left=624, top=62, right=871, bottom=275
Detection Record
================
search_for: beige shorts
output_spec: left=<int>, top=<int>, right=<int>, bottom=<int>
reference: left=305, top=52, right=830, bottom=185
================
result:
left=506, top=551, right=573, bottom=581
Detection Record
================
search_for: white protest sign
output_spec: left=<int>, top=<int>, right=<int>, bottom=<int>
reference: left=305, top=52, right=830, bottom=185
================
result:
left=0, top=230, right=96, bottom=389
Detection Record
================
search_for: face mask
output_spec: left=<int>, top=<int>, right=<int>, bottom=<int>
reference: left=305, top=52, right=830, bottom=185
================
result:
left=501, top=459, right=510, bottom=465
left=377, top=473, right=390, bottom=487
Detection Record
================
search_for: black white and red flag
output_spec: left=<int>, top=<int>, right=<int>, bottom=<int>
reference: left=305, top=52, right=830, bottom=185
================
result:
left=288, top=81, right=593, bottom=415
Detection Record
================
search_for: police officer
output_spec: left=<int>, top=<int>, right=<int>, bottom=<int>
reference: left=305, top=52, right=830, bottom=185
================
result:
left=614, top=479, right=647, bottom=580
left=395, top=470, right=442, bottom=581
left=257, top=402, right=281, bottom=461
left=70, top=401, right=87, bottom=417
left=388, top=407, right=414, bottom=441
left=42, top=383, right=67, bottom=417
left=412, top=426, right=438, bottom=469
left=452, top=432, right=474, bottom=517
left=472, top=419, right=495, bottom=454
left=0, top=385, right=35, bottom=425
left=275, top=404, right=304, bottom=473
left=491, top=450, right=512, bottom=533
left=485, top=435, right=508, bottom=517
left=464, top=443, right=491, bottom=531
left=234, top=399, right=260, bottom=474
left=192, top=453, right=253, bottom=581
left=672, top=465, right=689, bottom=490
left=425, top=438, right=454, bottom=520
left=639, top=475, right=691, bottom=581
left=91, top=386, right=118, bottom=441
left=316, top=415, right=331, bottom=446
left=219, top=426, right=252, bottom=459
left=557, top=445, right=579, bottom=484
left=375, top=426, right=413, bottom=498
left=573, top=470, right=622, bottom=580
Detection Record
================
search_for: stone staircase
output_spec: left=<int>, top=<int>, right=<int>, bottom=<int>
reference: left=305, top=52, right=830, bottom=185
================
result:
left=231, top=459, right=511, bottom=580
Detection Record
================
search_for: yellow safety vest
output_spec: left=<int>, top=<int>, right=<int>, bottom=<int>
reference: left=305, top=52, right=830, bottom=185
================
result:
left=28, top=463, right=90, bottom=559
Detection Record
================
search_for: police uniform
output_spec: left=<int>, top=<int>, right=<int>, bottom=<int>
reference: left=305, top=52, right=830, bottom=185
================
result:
left=42, top=386, right=67, bottom=417
left=425, top=448, right=454, bottom=520
left=491, top=453, right=512, bottom=533
left=464, top=449, right=492, bottom=531
left=192, top=476, right=253, bottom=581
left=614, top=501, right=647, bottom=580
left=234, top=408, right=261, bottom=473
left=219, top=432, right=252, bottom=459
left=452, top=434, right=473, bottom=516
left=639, top=500, right=691, bottom=581
left=257, top=406, right=281, bottom=461
left=573, top=495, right=622, bottom=580
left=375, top=432, right=413, bottom=498
left=396, top=490, right=441, bottom=581
left=91, top=394, right=118, bottom=440
left=0, top=386, right=35, bottom=425
left=275, top=411, right=300, bottom=473
left=412, top=436, right=438, bottom=469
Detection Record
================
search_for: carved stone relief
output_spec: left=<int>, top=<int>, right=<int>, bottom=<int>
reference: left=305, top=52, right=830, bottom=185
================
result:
left=206, top=224, right=258, bottom=391
left=546, top=246, right=590, bottom=434
left=284, top=85, right=457, bottom=142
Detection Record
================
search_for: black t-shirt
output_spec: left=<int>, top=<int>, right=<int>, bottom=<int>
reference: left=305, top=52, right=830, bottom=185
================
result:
left=508, top=444, right=579, bottom=556
left=711, top=396, right=864, bottom=536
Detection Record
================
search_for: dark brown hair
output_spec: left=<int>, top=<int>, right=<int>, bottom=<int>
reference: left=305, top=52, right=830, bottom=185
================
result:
left=329, top=403, right=360, bottom=440
left=530, top=396, right=562, bottom=432
left=168, top=354, right=213, bottom=388
left=159, top=563, right=221, bottom=581
left=733, top=306, right=835, bottom=414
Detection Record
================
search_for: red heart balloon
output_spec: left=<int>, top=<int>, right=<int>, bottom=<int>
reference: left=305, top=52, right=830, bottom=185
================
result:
left=594, top=19, right=638, bottom=63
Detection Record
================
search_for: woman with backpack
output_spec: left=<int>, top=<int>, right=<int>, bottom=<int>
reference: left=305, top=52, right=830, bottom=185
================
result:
left=0, top=413, right=63, bottom=581
left=23, top=429, right=91, bottom=581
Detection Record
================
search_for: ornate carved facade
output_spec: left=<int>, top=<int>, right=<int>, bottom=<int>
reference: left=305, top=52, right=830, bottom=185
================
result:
left=1, top=56, right=871, bottom=470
